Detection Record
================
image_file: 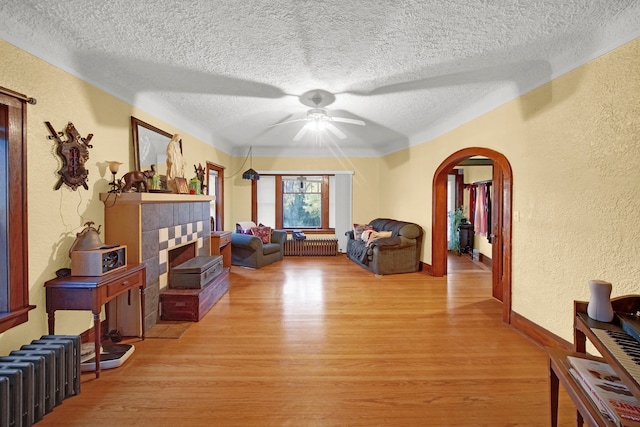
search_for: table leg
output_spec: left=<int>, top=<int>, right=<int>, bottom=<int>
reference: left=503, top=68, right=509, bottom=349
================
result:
left=574, top=328, right=586, bottom=353
left=140, top=286, right=146, bottom=340
left=550, top=361, right=559, bottom=427
left=47, top=310, right=55, bottom=335
left=93, top=312, right=101, bottom=378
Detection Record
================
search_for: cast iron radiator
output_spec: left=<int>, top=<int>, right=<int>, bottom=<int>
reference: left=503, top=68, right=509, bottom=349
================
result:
left=284, top=239, right=338, bottom=256
left=0, top=335, right=80, bottom=427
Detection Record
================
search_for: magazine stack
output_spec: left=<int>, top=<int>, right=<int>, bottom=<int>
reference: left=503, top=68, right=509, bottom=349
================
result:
left=568, top=355, right=640, bottom=426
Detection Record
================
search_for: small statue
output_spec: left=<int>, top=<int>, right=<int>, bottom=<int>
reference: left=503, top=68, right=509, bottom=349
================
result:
left=150, top=164, right=161, bottom=190
left=166, top=134, right=185, bottom=193
left=121, top=170, right=153, bottom=192
left=194, top=163, right=207, bottom=194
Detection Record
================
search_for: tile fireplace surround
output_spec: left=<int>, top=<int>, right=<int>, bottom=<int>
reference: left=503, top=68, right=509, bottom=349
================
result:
left=100, top=192, right=214, bottom=332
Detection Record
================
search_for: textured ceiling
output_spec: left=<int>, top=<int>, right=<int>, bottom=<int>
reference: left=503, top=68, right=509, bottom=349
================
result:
left=1, top=1, right=639, bottom=157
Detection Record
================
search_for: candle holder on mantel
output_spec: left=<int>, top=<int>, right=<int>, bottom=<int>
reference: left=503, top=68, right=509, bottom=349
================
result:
left=587, top=279, right=614, bottom=322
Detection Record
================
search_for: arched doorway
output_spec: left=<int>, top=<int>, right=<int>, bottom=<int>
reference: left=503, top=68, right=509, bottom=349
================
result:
left=432, top=147, right=513, bottom=324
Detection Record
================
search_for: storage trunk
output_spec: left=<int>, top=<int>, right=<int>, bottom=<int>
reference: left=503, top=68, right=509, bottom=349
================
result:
left=160, top=268, right=229, bottom=321
left=169, top=255, right=223, bottom=289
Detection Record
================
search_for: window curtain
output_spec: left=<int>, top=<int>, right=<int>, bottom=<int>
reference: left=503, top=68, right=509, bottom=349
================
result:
left=256, top=175, right=276, bottom=227
left=331, top=174, right=352, bottom=253
left=468, top=184, right=476, bottom=229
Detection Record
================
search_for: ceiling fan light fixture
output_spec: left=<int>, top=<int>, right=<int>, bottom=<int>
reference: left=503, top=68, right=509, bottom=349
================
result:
left=270, top=90, right=365, bottom=141
left=307, top=108, right=329, bottom=132
left=311, top=119, right=328, bottom=132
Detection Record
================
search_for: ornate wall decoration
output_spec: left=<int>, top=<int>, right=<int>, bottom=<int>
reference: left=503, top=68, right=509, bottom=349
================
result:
left=45, top=121, right=93, bottom=190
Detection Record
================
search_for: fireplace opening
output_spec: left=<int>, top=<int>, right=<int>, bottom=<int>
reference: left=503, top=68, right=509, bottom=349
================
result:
left=167, top=241, right=197, bottom=280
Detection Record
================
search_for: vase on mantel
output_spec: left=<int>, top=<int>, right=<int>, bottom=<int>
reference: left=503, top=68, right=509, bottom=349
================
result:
left=587, top=279, right=614, bottom=322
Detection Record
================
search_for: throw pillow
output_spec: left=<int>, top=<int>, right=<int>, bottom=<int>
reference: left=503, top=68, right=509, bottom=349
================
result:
left=353, top=223, right=373, bottom=240
left=364, top=230, right=392, bottom=247
left=251, top=226, right=271, bottom=244
left=360, top=228, right=375, bottom=243
left=236, top=221, right=257, bottom=233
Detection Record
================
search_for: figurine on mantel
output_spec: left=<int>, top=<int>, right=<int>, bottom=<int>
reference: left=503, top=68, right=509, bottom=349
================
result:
left=120, top=170, right=153, bottom=192
left=166, top=134, right=185, bottom=193
left=194, top=163, right=207, bottom=194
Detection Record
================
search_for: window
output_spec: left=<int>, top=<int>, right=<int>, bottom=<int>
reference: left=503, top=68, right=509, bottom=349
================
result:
left=252, top=172, right=353, bottom=252
left=277, top=175, right=329, bottom=230
left=0, top=89, right=34, bottom=333
left=282, top=176, right=325, bottom=229
left=254, top=174, right=331, bottom=232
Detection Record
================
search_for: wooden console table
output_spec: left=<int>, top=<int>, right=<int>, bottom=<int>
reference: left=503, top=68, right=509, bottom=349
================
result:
left=548, top=295, right=640, bottom=426
left=211, top=231, right=231, bottom=268
left=44, top=263, right=146, bottom=378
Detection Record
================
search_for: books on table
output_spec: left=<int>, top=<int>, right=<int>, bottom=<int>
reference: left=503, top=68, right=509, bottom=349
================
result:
left=568, top=355, right=640, bottom=427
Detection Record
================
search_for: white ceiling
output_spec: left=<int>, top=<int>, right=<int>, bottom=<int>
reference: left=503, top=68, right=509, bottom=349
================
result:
left=2, top=1, right=639, bottom=157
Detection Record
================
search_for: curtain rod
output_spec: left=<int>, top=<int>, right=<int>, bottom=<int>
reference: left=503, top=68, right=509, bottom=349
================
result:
left=0, top=86, right=37, bottom=104
left=464, top=179, right=493, bottom=187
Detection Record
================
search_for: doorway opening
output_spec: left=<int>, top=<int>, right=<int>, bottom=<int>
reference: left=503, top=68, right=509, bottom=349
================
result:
left=432, top=147, right=513, bottom=324
left=206, top=161, right=225, bottom=231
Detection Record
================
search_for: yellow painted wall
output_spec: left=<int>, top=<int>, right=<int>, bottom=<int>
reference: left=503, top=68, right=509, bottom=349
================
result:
left=0, top=40, right=230, bottom=352
left=380, top=37, right=640, bottom=342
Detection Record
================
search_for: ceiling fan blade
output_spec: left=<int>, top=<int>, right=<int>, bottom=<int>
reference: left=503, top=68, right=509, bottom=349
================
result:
left=269, top=118, right=308, bottom=128
left=326, top=123, right=347, bottom=140
left=293, top=124, right=311, bottom=141
left=330, top=117, right=365, bottom=126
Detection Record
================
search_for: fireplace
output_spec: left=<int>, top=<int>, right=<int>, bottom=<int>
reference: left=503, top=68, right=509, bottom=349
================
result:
left=168, top=241, right=197, bottom=277
left=101, top=193, right=214, bottom=332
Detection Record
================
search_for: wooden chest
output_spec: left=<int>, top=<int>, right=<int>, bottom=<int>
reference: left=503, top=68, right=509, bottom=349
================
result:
left=160, top=268, right=229, bottom=322
left=169, top=255, right=223, bottom=289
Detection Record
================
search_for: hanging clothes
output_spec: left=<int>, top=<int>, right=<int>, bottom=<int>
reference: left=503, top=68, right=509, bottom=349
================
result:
left=465, top=180, right=492, bottom=242
left=474, top=184, right=487, bottom=237
left=485, top=183, right=492, bottom=243
left=468, top=184, right=476, bottom=228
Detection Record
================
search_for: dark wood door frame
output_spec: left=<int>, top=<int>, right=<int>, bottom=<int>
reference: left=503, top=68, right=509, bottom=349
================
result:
left=206, top=161, right=225, bottom=231
left=432, top=147, right=513, bottom=324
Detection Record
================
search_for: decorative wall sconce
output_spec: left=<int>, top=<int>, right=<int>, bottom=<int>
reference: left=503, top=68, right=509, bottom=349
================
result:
left=45, top=121, right=93, bottom=190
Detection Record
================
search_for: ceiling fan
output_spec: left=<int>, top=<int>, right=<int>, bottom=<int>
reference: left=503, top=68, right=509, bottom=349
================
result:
left=270, top=90, right=365, bottom=141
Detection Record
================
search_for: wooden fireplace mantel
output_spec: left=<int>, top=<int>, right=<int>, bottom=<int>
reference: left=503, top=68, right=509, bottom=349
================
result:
left=100, top=192, right=214, bottom=204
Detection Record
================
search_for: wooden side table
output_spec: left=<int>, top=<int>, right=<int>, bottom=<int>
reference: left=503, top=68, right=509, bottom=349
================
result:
left=44, top=263, right=146, bottom=378
left=211, top=231, right=232, bottom=268
left=547, top=347, right=614, bottom=427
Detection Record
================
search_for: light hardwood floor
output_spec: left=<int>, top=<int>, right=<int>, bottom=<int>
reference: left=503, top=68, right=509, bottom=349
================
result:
left=37, top=254, right=577, bottom=426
